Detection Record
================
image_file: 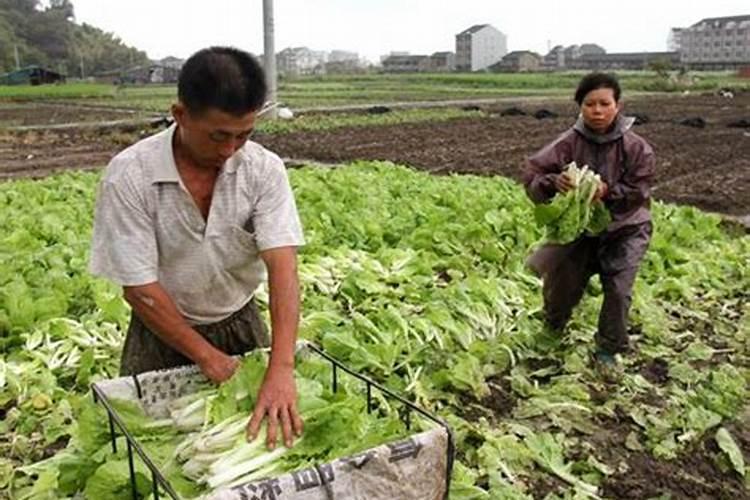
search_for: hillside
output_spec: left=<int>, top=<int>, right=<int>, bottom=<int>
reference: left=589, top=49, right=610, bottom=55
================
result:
left=0, top=0, right=150, bottom=76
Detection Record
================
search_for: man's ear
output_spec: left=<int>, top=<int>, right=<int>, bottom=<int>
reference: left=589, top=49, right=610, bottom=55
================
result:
left=171, top=102, right=186, bottom=126
left=617, top=100, right=624, bottom=113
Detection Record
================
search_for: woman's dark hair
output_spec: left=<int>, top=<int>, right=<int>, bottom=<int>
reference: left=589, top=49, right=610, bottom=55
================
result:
left=178, top=46, right=267, bottom=115
left=574, top=72, right=621, bottom=105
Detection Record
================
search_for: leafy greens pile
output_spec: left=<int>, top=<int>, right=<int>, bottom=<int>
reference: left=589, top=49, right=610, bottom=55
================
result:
left=534, top=161, right=611, bottom=245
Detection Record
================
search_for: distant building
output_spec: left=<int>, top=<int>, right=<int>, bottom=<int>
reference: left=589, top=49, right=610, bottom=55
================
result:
left=0, top=65, right=65, bottom=85
left=676, top=15, right=750, bottom=69
left=668, top=28, right=684, bottom=51
left=322, top=50, right=363, bottom=74
left=455, top=24, right=507, bottom=71
left=382, top=54, right=431, bottom=73
left=381, top=52, right=456, bottom=73
left=542, top=45, right=566, bottom=70
left=579, top=44, right=606, bottom=57
left=109, top=64, right=180, bottom=84
left=277, top=47, right=327, bottom=76
left=542, top=43, right=605, bottom=70
left=491, top=51, right=542, bottom=72
left=328, top=50, right=359, bottom=63
left=157, top=56, right=184, bottom=70
left=148, top=64, right=180, bottom=83
left=428, top=51, right=456, bottom=72
left=380, top=51, right=410, bottom=63
left=573, top=51, right=680, bottom=70
left=563, top=45, right=582, bottom=62
left=324, top=60, right=362, bottom=74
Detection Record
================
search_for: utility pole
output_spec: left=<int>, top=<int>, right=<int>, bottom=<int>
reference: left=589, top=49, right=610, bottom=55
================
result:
left=263, top=0, right=278, bottom=118
left=14, top=44, right=20, bottom=70
left=79, top=53, right=84, bottom=79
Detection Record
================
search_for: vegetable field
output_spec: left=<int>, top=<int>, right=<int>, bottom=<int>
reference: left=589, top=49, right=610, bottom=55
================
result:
left=1, top=162, right=747, bottom=499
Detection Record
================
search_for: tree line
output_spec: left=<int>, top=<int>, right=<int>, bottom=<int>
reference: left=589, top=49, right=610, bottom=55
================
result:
left=0, top=0, right=150, bottom=77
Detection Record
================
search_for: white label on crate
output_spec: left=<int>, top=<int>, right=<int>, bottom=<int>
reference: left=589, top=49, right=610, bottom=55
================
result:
left=206, top=428, right=448, bottom=500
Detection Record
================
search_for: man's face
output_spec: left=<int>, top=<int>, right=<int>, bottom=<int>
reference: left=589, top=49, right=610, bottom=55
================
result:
left=580, top=88, right=620, bottom=134
left=173, top=104, right=257, bottom=170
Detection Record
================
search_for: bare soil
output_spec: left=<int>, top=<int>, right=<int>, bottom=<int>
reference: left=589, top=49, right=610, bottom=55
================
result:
left=0, top=102, right=142, bottom=127
left=1, top=93, right=748, bottom=215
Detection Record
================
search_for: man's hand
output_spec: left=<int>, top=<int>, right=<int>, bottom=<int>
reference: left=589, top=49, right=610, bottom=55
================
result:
left=593, top=181, right=609, bottom=203
left=123, top=283, right=241, bottom=383
left=197, top=349, right=239, bottom=383
left=554, top=172, right=576, bottom=193
left=246, top=363, right=303, bottom=449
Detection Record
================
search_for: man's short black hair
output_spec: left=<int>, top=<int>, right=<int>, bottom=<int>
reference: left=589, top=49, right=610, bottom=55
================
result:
left=178, top=46, right=267, bottom=115
left=574, top=72, right=621, bottom=105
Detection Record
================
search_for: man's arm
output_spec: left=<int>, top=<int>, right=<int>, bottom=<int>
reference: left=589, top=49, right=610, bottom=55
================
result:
left=123, top=282, right=238, bottom=382
left=246, top=246, right=303, bottom=450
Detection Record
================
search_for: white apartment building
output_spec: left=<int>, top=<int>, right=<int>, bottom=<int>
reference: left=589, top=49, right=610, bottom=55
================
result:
left=676, top=15, right=750, bottom=68
left=455, top=24, right=507, bottom=72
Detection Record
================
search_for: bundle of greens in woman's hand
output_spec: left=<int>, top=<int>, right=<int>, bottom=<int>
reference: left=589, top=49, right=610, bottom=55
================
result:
left=119, top=351, right=410, bottom=496
left=534, top=161, right=611, bottom=245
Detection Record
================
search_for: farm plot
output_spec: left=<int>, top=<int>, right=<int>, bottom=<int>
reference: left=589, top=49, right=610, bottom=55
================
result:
left=0, top=108, right=485, bottom=180
left=2, top=92, right=749, bottom=219
left=0, top=102, right=148, bottom=128
left=1, top=163, right=747, bottom=499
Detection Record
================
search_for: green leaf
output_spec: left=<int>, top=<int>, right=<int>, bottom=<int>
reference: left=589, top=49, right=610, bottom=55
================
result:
left=83, top=459, right=151, bottom=500
left=715, top=427, right=745, bottom=477
left=0, top=457, right=13, bottom=489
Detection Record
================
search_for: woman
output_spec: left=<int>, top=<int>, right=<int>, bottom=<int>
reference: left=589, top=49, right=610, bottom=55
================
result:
left=523, top=72, right=654, bottom=367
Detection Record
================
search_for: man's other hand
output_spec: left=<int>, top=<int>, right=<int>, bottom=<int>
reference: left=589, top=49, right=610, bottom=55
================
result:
left=246, top=363, right=303, bottom=449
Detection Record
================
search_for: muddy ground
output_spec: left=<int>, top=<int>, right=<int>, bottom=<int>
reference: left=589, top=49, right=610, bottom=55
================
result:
left=0, top=102, right=145, bottom=127
left=1, top=93, right=749, bottom=217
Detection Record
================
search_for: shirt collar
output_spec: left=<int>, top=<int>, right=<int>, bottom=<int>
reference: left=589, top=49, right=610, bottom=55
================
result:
left=573, top=113, right=635, bottom=145
left=151, top=124, right=241, bottom=183
left=152, top=123, right=181, bottom=184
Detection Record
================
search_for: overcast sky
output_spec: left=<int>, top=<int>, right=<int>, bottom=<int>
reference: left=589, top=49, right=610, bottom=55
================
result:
left=69, top=1, right=749, bottom=62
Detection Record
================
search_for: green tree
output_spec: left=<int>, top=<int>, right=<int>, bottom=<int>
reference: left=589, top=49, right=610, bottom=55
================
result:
left=0, top=0, right=149, bottom=76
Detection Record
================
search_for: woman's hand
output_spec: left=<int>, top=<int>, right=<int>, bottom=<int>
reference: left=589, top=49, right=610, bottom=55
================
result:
left=554, top=172, right=576, bottom=193
left=593, top=181, right=609, bottom=203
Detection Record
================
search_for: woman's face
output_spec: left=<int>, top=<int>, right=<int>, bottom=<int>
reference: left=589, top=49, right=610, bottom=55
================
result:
left=581, top=87, right=620, bottom=134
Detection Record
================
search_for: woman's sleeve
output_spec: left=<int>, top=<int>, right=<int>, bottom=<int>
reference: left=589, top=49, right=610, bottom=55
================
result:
left=605, top=139, right=655, bottom=212
left=522, top=133, right=572, bottom=204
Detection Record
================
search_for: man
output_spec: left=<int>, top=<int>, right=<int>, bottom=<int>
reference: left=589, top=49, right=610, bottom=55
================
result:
left=90, top=47, right=304, bottom=449
left=523, top=72, right=654, bottom=371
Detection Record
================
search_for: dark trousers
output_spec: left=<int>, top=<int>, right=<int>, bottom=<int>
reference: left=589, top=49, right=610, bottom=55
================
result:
left=539, top=222, right=652, bottom=354
left=119, top=299, right=269, bottom=376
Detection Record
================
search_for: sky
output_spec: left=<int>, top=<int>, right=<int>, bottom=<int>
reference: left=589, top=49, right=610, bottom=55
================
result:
left=67, top=1, right=750, bottom=63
